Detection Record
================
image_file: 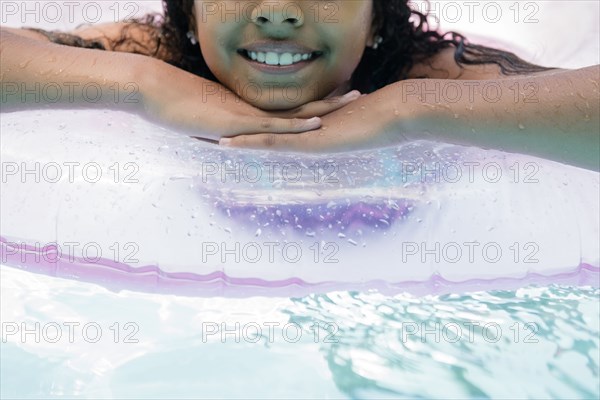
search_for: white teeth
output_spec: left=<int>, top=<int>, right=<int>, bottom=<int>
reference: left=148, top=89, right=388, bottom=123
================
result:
left=265, top=52, right=279, bottom=65
left=279, top=53, right=293, bottom=66
left=246, top=50, right=315, bottom=66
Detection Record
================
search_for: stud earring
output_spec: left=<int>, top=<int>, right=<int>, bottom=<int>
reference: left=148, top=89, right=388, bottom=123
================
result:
left=187, top=30, right=198, bottom=45
left=371, top=35, right=383, bottom=50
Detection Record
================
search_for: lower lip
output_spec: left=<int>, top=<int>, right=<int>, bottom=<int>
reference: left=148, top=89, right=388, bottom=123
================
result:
left=239, top=53, right=319, bottom=75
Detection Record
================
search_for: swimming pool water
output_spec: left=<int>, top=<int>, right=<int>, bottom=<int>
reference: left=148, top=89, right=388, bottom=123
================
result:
left=1, top=266, right=598, bottom=399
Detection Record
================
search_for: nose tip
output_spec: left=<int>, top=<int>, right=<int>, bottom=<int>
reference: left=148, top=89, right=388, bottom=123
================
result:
left=250, top=3, right=304, bottom=28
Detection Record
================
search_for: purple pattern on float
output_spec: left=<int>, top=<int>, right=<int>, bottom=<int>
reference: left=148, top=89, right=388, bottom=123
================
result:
left=213, top=199, right=413, bottom=235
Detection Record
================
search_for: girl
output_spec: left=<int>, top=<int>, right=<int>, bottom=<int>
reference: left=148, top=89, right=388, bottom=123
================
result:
left=2, top=0, right=598, bottom=170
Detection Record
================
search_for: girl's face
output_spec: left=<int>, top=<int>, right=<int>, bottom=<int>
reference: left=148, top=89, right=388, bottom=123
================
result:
left=193, top=1, right=376, bottom=110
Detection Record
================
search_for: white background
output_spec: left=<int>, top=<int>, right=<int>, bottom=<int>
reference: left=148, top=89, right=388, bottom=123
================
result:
left=1, top=0, right=598, bottom=69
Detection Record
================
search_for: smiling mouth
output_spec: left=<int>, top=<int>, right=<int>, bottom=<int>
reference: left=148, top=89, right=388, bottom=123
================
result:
left=237, top=49, right=324, bottom=66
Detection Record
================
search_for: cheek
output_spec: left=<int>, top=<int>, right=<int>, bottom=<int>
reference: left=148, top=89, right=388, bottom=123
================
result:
left=196, top=22, right=235, bottom=73
left=327, top=26, right=370, bottom=78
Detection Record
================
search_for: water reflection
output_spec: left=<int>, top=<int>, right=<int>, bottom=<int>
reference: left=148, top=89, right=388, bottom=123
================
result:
left=287, top=286, right=600, bottom=398
left=1, top=266, right=598, bottom=399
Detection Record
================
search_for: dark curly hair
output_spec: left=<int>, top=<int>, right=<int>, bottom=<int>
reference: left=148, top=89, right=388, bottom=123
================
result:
left=25, top=0, right=556, bottom=94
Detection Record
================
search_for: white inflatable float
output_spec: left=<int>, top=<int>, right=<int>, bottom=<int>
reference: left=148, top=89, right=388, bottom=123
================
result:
left=1, top=108, right=598, bottom=296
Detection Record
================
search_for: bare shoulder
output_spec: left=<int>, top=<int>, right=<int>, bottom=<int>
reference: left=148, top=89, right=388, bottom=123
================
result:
left=2, top=22, right=167, bottom=60
left=69, top=22, right=128, bottom=47
left=406, top=46, right=567, bottom=80
left=70, top=21, right=168, bottom=60
left=407, top=47, right=503, bottom=80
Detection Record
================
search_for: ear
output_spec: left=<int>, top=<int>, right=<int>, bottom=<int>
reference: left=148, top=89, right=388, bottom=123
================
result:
left=366, top=32, right=375, bottom=47
left=189, top=1, right=197, bottom=34
left=366, top=8, right=382, bottom=47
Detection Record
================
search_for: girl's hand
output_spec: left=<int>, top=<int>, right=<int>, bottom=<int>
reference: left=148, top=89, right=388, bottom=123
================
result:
left=140, top=61, right=361, bottom=140
left=219, top=89, right=421, bottom=151
left=259, top=90, right=362, bottom=120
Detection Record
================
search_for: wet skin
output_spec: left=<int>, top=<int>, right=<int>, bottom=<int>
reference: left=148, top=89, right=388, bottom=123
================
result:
left=193, top=0, right=378, bottom=110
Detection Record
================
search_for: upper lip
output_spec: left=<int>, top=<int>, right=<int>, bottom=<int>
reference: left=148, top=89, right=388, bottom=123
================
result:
left=239, top=41, right=321, bottom=54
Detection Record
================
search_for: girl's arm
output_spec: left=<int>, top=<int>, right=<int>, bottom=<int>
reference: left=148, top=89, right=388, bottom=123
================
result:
left=1, top=26, right=145, bottom=111
left=224, top=65, right=599, bottom=171
left=404, top=65, right=599, bottom=171
left=1, top=26, right=358, bottom=138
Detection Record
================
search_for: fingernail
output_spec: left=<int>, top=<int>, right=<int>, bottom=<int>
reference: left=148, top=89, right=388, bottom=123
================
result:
left=343, top=90, right=361, bottom=100
left=220, top=138, right=232, bottom=146
left=304, top=117, right=321, bottom=126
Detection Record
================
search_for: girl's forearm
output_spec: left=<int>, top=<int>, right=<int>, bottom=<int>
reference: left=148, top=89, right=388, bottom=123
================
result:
left=0, top=27, right=149, bottom=112
left=397, top=65, right=600, bottom=171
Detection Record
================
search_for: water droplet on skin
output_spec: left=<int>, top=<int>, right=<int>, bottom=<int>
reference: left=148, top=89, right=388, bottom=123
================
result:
left=360, top=106, right=366, bottom=110
left=518, top=123, right=525, bottom=130
left=255, top=228, right=262, bottom=237
left=394, top=109, right=400, bottom=116
left=346, top=111, right=354, bottom=115
left=453, top=113, right=459, bottom=119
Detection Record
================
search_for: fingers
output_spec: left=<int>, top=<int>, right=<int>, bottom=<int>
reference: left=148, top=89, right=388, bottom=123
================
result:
left=225, top=90, right=362, bottom=136
left=231, top=116, right=322, bottom=135
left=220, top=132, right=307, bottom=151
left=270, top=90, right=361, bottom=119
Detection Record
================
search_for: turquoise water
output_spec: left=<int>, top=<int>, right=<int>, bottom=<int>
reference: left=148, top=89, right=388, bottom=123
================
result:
left=1, top=266, right=599, bottom=399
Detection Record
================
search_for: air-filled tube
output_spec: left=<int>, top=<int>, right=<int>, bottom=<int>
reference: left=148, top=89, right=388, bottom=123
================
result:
left=1, top=109, right=598, bottom=296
